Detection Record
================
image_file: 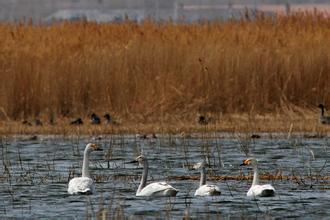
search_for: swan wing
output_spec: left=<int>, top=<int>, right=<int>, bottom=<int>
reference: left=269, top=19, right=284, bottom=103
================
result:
left=68, top=177, right=95, bottom=195
left=247, top=184, right=275, bottom=197
left=194, top=184, right=221, bottom=196
left=137, top=182, right=178, bottom=197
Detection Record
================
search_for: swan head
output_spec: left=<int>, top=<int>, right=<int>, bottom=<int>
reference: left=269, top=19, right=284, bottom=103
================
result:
left=318, top=104, right=325, bottom=109
left=193, top=161, right=209, bottom=170
left=135, top=155, right=147, bottom=166
left=125, top=155, right=147, bottom=166
left=240, top=158, right=257, bottom=166
left=86, top=143, right=103, bottom=152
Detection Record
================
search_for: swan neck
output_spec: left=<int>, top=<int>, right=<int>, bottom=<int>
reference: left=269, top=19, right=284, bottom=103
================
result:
left=200, top=167, right=206, bottom=186
left=137, top=159, right=148, bottom=193
left=320, top=107, right=324, bottom=116
left=82, top=148, right=90, bottom=178
left=252, top=163, right=259, bottom=186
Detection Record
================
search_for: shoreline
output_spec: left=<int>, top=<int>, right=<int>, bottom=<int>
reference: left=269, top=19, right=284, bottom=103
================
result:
left=1, top=113, right=329, bottom=137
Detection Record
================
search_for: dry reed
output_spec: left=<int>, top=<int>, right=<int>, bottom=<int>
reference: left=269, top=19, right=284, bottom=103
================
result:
left=0, top=12, right=329, bottom=131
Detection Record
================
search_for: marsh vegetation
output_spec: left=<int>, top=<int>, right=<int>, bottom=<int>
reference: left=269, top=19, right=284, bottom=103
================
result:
left=0, top=12, right=329, bottom=132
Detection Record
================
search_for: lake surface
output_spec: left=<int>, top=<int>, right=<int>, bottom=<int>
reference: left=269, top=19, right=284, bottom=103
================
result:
left=0, top=133, right=329, bottom=219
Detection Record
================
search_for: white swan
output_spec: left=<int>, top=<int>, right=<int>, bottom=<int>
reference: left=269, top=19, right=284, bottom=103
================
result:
left=68, top=143, right=103, bottom=195
left=240, top=158, right=275, bottom=197
left=193, top=162, right=221, bottom=196
left=132, top=155, right=179, bottom=197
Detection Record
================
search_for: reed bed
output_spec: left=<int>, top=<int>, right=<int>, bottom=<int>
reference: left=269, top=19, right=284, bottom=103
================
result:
left=0, top=12, right=329, bottom=133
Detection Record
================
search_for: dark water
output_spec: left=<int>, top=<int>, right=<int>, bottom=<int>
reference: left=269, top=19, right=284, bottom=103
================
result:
left=0, top=134, right=329, bottom=219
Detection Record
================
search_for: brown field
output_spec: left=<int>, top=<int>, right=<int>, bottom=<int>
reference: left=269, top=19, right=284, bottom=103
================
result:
left=0, top=12, right=330, bottom=134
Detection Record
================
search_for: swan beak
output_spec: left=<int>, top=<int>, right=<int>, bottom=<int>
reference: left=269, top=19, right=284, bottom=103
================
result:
left=90, top=143, right=102, bottom=151
left=240, top=159, right=251, bottom=166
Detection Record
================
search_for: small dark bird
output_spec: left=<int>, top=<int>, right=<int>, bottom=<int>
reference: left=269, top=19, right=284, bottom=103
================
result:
left=70, top=118, right=83, bottom=125
left=22, top=120, right=32, bottom=126
left=49, top=117, right=55, bottom=125
left=198, top=115, right=208, bottom=125
left=34, top=119, right=43, bottom=126
left=91, top=113, right=101, bottom=125
left=136, top=133, right=157, bottom=139
left=29, top=135, right=38, bottom=141
left=104, top=113, right=112, bottom=124
left=103, top=113, right=119, bottom=125
left=251, top=134, right=261, bottom=139
left=49, top=113, right=55, bottom=125
left=303, top=133, right=324, bottom=139
left=318, top=104, right=330, bottom=124
left=136, top=134, right=147, bottom=139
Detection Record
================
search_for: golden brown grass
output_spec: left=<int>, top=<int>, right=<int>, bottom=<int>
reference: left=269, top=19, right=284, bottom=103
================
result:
left=0, top=12, right=330, bottom=134
left=0, top=111, right=329, bottom=135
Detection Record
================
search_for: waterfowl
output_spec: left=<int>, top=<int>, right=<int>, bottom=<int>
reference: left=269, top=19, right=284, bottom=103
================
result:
left=136, top=134, right=146, bottom=139
left=318, top=104, right=330, bottom=124
left=240, top=158, right=275, bottom=197
left=251, top=134, right=261, bottom=139
left=103, top=113, right=112, bottom=124
left=49, top=114, right=55, bottom=125
left=68, top=143, right=103, bottom=195
left=197, top=114, right=213, bottom=125
left=91, top=113, right=101, bottom=125
left=129, top=155, right=178, bottom=197
left=198, top=115, right=208, bottom=125
left=70, top=118, right=83, bottom=125
left=136, top=133, right=157, bottom=139
left=22, top=120, right=32, bottom=126
left=103, top=113, right=119, bottom=125
left=193, top=162, right=221, bottom=196
left=34, top=119, right=43, bottom=126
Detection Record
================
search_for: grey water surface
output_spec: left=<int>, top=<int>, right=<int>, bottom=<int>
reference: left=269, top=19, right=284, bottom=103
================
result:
left=0, top=134, right=329, bottom=219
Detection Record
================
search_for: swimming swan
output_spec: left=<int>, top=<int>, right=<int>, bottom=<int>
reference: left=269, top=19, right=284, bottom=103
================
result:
left=193, top=162, right=221, bottom=196
left=130, top=155, right=179, bottom=197
left=318, top=104, right=330, bottom=124
left=68, top=143, right=103, bottom=195
left=240, top=158, right=275, bottom=197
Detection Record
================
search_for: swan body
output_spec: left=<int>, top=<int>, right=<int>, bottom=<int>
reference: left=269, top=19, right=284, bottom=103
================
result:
left=195, top=184, right=221, bottom=196
left=133, top=155, right=179, bottom=197
left=68, top=143, right=102, bottom=195
left=137, top=182, right=178, bottom=197
left=240, top=158, right=276, bottom=197
left=247, top=184, right=275, bottom=197
left=318, top=104, right=330, bottom=124
left=68, top=177, right=95, bottom=195
left=193, top=162, right=221, bottom=197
